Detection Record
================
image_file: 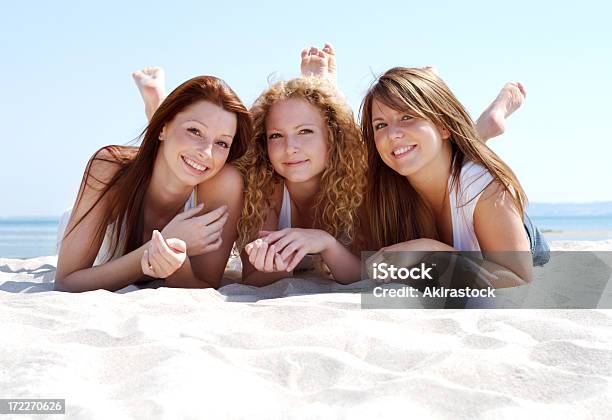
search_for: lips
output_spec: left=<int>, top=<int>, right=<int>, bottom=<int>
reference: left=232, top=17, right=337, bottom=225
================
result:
left=283, top=159, right=309, bottom=167
left=181, top=155, right=209, bottom=175
left=391, top=145, right=417, bottom=159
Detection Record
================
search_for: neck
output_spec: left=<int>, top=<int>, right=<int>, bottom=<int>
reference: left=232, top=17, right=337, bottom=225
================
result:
left=285, top=175, right=321, bottom=216
left=406, top=142, right=453, bottom=211
left=145, top=153, right=193, bottom=218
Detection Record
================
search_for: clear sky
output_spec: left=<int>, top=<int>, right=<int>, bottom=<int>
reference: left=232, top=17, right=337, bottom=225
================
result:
left=1, top=0, right=611, bottom=217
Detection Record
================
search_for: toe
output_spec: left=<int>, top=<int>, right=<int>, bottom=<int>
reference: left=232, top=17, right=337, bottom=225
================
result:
left=323, top=42, right=335, bottom=55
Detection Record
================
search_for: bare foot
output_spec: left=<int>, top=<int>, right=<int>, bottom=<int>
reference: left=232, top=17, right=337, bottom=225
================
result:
left=132, top=67, right=166, bottom=121
left=300, top=43, right=337, bottom=86
left=476, top=82, right=527, bottom=141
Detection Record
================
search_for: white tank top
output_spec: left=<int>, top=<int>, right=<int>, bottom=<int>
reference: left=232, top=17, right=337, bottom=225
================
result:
left=277, top=182, right=292, bottom=230
left=448, top=161, right=494, bottom=252
left=57, top=189, right=198, bottom=266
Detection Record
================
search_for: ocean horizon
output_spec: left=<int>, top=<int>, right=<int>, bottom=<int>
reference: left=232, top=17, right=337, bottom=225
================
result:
left=1, top=202, right=611, bottom=259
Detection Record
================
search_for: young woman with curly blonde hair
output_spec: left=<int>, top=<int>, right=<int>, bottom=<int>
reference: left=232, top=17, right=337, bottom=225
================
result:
left=234, top=45, right=366, bottom=285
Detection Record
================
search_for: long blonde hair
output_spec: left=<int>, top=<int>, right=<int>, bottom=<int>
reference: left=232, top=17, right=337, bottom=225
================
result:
left=235, top=77, right=366, bottom=249
left=360, top=67, right=527, bottom=250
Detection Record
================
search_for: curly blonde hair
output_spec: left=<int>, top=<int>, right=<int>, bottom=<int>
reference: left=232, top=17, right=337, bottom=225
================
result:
left=234, top=77, right=366, bottom=250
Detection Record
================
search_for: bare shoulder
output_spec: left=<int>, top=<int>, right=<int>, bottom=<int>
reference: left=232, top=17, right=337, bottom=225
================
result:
left=475, top=180, right=520, bottom=217
left=197, top=164, right=244, bottom=208
left=474, top=180, right=529, bottom=251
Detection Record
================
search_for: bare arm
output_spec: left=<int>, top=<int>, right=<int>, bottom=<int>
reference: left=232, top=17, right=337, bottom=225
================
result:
left=55, top=148, right=149, bottom=292
left=473, top=181, right=533, bottom=286
left=187, top=164, right=244, bottom=289
left=319, top=236, right=361, bottom=284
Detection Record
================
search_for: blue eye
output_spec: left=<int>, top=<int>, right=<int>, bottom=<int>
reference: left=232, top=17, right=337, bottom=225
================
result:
left=268, top=133, right=282, bottom=140
left=298, top=129, right=313, bottom=135
left=188, top=127, right=201, bottom=136
left=374, top=122, right=387, bottom=130
left=401, top=115, right=413, bottom=121
left=216, top=141, right=230, bottom=149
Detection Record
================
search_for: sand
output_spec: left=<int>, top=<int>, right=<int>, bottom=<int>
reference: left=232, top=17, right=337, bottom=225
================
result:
left=1, top=240, right=611, bottom=419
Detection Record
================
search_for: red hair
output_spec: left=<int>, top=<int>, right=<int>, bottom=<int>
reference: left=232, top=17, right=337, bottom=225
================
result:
left=66, top=76, right=252, bottom=260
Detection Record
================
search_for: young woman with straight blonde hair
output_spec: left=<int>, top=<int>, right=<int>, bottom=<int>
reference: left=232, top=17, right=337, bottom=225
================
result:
left=360, top=67, right=548, bottom=287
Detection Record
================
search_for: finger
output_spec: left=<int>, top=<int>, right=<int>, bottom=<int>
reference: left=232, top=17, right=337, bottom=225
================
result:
left=153, top=231, right=179, bottom=269
left=172, top=203, right=204, bottom=221
left=264, top=245, right=276, bottom=272
left=323, top=42, right=335, bottom=54
left=203, top=229, right=222, bottom=247
left=141, top=250, right=155, bottom=277
left=254, top=240, right=268, bottom=270
left=149, top=247, right=170, bottom=277
left=300, top=48, right=308, bottom=59
left=202, top=237, right=223, bottom=253
left=274, top=253, right=287, bottom=271
left=194, top=205, right=228, bottom=225
left=308, top=46, right=318, bottom=56
left=166, top=238, right=187, bottom=254
left=261, top=229, right=288, bottom=244
left=258, top=230, right=274, bottom=238
left=271, top=232, right=297, bottom=254
left=154, top=230, right=174, bottom=254
left=279, top=239, right=300, bottom=261
left=204, top=211, right=228, bottom=233
left=248, top=240, right=260, bottom=265
left=150, top=237, right=173, bottom=275
left=287, top=249, right=308, bottom=272
left=245, top=243, right=254, bottom=255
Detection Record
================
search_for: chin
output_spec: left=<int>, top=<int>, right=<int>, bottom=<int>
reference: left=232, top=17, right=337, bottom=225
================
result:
left=283, top=172, right=318, bottom=184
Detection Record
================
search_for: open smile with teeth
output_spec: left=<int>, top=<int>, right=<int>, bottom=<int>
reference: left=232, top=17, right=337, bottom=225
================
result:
left=182, top=155, right=209, bottom=174
left=392, top=145, right=417, bottom=158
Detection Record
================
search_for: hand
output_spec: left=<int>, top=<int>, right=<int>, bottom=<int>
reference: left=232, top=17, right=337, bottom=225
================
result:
left=161, top=204, right=228, bottom=256
left=244, top=238, right=289, bottom=273
left=260, top=228, right=334, bottom=272
left=141, top=230, right=187, bottom=278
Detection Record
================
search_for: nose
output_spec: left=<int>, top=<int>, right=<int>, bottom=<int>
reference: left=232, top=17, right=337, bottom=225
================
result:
left=196, top=137, right=213, bottom=161
left=388, top=123, right=405, bottom=141
left=285, top=135, right=300, bottom=154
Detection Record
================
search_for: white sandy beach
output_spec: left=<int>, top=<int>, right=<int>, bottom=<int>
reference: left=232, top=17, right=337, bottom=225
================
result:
left=1, top=240, right=612, bottom=419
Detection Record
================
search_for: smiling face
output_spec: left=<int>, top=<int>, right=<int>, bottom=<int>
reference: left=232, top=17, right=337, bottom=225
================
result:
left=265, top=98, right=329, bottom=183
left=371, top=98, right=451, bottom=178
left=158, top=100, right=237, bottom=186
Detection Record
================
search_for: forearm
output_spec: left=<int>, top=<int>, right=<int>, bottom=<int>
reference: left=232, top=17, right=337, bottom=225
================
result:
left=321, top=240, right=361, bottom=284
left=55, top=244, right=148, bottom=292
left=241, top=268, right=291, bottom=287
left=165, top=257, right=214, bottom=289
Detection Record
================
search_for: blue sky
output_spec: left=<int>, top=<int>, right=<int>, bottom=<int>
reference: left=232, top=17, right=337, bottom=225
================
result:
left=1, top=0, right=611, bottom=217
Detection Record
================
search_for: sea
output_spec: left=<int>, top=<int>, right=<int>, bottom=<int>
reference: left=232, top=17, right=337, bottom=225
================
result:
left=1, top=202, right=611, bottom=259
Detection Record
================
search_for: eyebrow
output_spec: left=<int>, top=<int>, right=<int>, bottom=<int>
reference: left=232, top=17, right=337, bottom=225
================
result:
left=266, top=123, right=317, bottom=132
left=187, top=119, right=234, bottom=139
